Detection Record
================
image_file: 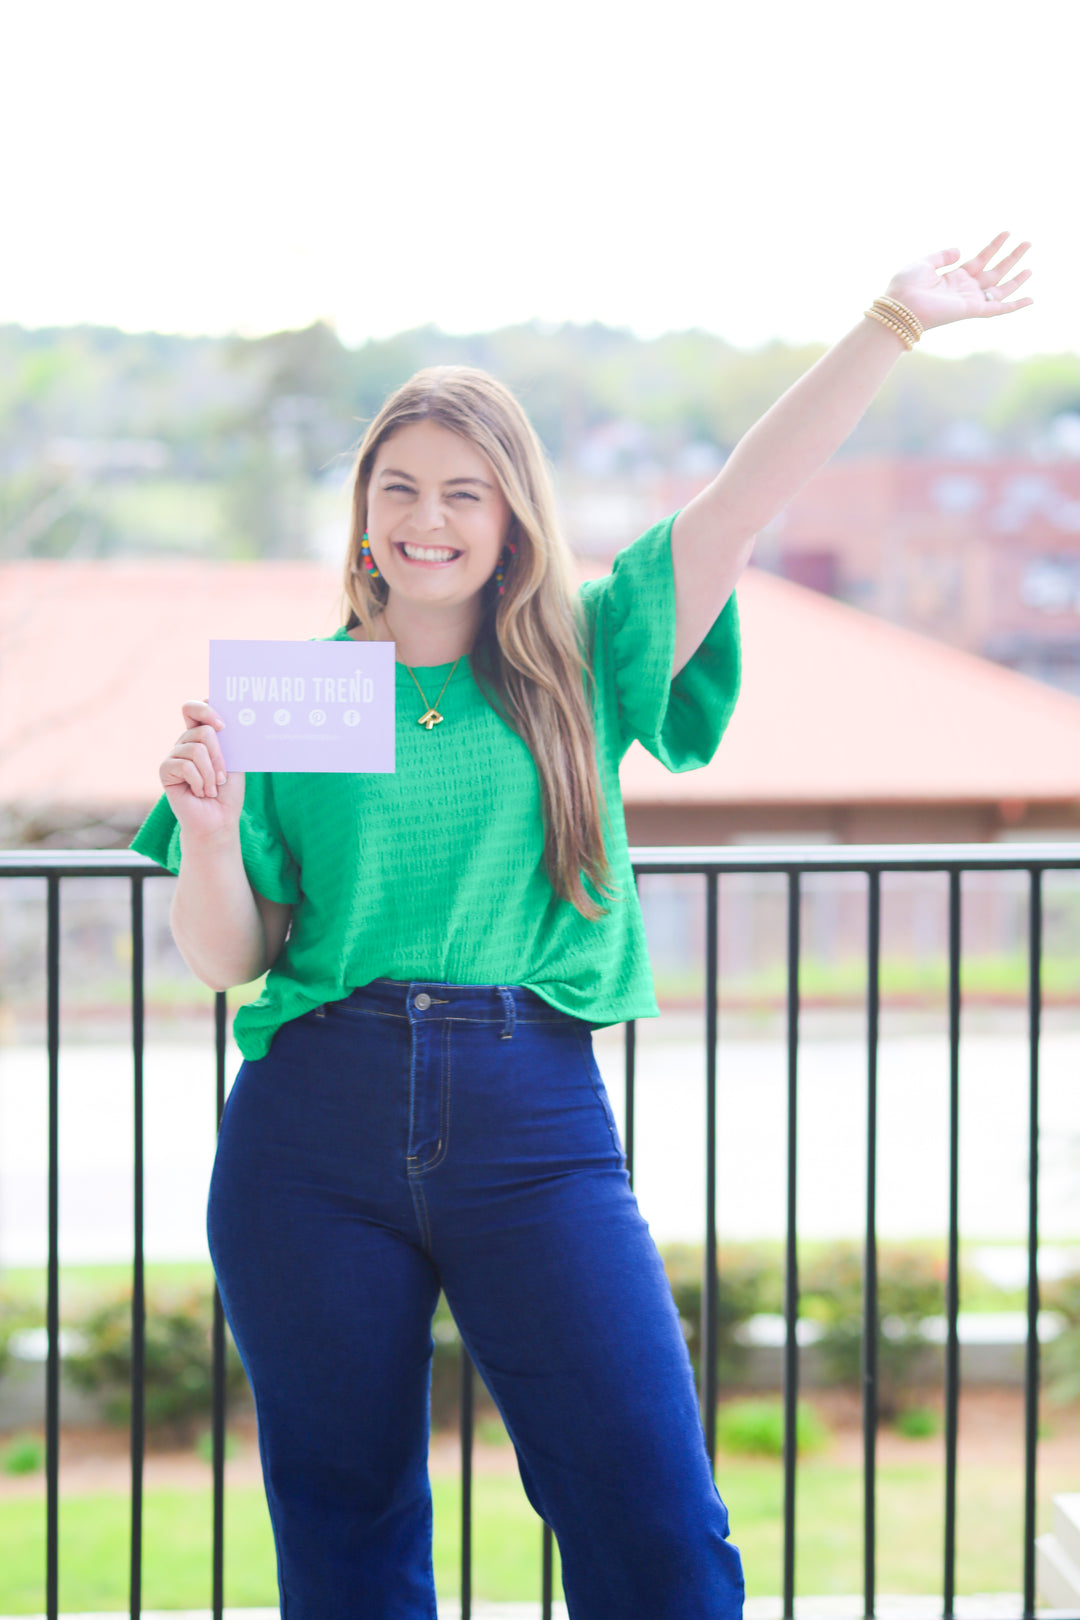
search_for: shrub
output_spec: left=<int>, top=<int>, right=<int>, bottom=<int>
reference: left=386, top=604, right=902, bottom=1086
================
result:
left=195, top=1429, right=239, bottom=1464
left=2, top=1433, right=44, bottom=1475
left=716, top=1398, right=828, bottom=1458
left=0, top=1295, right=39, bottom=1384
left=893, top=1406, right=939, bottom=1439
left=430, top=1302, right=467, bottom=1428
left=663, top=1247, right=782, bottom=1388
left=1044, top=1269, right=1080, bottom=1405
left=803, top=1244, right=942, bottom=1419
left=65, top=1288, right=249, bottom=1442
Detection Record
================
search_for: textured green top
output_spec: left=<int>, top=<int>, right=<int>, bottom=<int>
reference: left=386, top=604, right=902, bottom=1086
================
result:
left=131, top=513, right=741, bottom=1059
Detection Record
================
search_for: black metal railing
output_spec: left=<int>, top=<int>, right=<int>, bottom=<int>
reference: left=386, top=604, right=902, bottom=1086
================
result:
left=3, top=841, right=1080, bottom=1620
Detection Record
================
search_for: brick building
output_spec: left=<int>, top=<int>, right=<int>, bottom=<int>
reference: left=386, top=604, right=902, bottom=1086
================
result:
left=561, top=458, right=1080, bottom=696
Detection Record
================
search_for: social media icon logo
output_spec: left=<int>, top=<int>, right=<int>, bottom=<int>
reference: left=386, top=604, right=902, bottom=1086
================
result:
left=308, top=709, right=326, bottom=726
left=343, top=709, right=360, bottom=726
left=238, top=708, right=256, bottom=725
left=274, top=709, right=291, bottom=726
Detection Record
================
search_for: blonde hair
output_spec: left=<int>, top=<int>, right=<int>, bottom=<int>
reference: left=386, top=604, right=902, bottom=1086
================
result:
left=342, top=366, right=612, bottom=919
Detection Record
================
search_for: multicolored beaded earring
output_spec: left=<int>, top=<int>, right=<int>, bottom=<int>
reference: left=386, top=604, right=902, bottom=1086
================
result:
left=360, top=531, right=380, bottom=579
left=494, top=542, right=516, bottom=595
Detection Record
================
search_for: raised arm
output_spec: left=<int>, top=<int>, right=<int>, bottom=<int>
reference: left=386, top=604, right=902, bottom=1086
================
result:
left=670, top=231, right=1034, bottom=675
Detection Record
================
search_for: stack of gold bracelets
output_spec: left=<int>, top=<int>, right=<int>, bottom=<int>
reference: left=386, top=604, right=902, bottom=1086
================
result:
left=864, top=295, right=923, bottom=350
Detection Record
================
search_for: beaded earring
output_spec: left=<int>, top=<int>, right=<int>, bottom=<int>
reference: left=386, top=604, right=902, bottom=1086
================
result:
left=360, top=531, right=380, bottom=579
left=494, top=542, right=517, bottom=596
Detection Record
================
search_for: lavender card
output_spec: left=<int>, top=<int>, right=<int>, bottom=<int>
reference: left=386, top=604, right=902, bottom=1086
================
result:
left=209, top=640, right=395, bottom=772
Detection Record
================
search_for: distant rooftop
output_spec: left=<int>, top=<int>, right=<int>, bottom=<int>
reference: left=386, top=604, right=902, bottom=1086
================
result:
left=4, top=553, right=1080, bottom=819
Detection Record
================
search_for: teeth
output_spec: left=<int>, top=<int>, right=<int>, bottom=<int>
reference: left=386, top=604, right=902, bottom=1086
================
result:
left=402, top=543, right=458, bottom=562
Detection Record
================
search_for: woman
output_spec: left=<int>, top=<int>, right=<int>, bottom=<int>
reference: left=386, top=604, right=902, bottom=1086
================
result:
left=133, top=233, right=1032, bottom=1619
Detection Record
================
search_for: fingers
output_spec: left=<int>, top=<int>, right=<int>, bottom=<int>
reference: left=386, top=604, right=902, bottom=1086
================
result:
left=987, top=239, right=1032, bottom=278
left=164, top=739, right=222, bottom=797
left=181, top=698, right=224, bottom=731
left=981, top=265, right=1034, bottom=316
left=161, top=698, right=229, bottom=798
left=964, top=229, right=1012, bottom=273
left=160, top=753, right=213, bottom=798
left=993, top=269, right=1033, bottom=299
left=985, top=296, right=1035, bottom=317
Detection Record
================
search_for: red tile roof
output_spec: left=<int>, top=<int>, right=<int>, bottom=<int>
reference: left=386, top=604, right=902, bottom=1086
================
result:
left=623, top=566, right=1080, bottom=805
left=4, top=557, right=1080, bottom=811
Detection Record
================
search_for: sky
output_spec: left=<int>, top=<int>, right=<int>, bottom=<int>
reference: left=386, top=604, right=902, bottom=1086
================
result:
left=3, top=0, right=1077, bottom=359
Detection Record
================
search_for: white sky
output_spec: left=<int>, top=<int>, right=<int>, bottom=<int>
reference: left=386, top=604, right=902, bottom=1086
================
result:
left=2, top=0, right=1076, bottom=359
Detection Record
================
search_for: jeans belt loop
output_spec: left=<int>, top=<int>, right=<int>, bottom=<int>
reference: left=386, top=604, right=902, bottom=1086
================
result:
left=497, top=986, right=516, bottom=1041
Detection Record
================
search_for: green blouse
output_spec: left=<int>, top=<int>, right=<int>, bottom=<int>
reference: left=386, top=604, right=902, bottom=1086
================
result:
left=131, top=513, right=741, bottom=1059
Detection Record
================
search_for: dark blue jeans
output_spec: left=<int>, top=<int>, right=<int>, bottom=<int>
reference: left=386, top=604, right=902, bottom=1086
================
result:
left=207, top=980, right=744, bottom=1619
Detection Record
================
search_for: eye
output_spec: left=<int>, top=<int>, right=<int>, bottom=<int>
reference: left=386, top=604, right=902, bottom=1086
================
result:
left=450, top=490, right=480, bottom=501
left=384, top=483, right=414, bottom=494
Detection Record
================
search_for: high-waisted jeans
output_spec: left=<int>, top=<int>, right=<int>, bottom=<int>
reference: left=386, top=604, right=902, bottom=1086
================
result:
left=207, top=979, right=744, bottom=1619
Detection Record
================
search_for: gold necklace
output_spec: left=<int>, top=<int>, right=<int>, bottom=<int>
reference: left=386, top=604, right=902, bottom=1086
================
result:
left=403, top=658, right=461, bottom=730
left=380, top=612, right=463, bottom=729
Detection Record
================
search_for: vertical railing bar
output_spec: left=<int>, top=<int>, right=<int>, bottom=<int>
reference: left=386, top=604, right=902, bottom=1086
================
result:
left=45, top=873, right=61, bottom=1620
left=702, top=869, right=720, bottom=1465
left=541, top=1521, right=554, bottom=1620
left=943, top=868, right=962, bottom=1618
left=1022, top=867, right=1042, bottom=1618
left=212, top=990, right=228, bottom=1620
left=624, top=1019, right=636, bottom=1188
left=782, top=870, right=800, bottom=1620
left=129, top=877, right=146, bottom=1620
left=460, top=1349, right=474, bottom=1620
left=863, top=870, right=880, bottom=1619
left=625, top=870, right=639, bottom=1188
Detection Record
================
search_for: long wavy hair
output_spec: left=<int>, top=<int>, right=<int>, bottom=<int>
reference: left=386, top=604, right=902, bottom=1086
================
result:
left=342, top=366, right=612, bottom=919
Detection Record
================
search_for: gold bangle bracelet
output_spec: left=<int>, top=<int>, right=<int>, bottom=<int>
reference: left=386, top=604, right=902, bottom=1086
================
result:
left=882, top=298, right=923, bottom=338
left=867, top=301, right=919, bottom=345
left=863, top=307, right=914, bottom=350
left=869, top=302, right=920, bottom=346
left=875, top=294, right=923, bottom=333
left=867, top=304, right=918, bottom=347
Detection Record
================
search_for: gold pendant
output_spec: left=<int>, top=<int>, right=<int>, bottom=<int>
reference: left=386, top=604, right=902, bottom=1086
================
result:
left=418, top=708, right=444, bottom=730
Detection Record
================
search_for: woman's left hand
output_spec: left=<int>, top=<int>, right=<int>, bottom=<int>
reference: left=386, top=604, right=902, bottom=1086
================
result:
left=883, top=231, right=1034, bottom=331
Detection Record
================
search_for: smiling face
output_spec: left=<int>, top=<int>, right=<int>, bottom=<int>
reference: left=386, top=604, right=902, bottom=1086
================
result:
left=365, top=419, right=513, bottom=610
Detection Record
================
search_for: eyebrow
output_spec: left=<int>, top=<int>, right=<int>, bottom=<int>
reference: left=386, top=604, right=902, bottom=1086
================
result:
left=379, top=468, right=494, bottom=490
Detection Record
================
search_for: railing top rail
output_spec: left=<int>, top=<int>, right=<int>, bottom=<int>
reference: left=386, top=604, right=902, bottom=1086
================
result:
left=3, top=841, right=1080, bottom=878
left=630, top=841, right=1080, bottom=873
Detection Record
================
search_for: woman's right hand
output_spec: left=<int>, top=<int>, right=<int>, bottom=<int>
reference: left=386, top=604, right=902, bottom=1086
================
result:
left=160, top=700, right=245, bottom=841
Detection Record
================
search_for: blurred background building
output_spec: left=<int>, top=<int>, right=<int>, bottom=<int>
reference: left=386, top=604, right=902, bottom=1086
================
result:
left=4, top=317, right=1080, bottom=851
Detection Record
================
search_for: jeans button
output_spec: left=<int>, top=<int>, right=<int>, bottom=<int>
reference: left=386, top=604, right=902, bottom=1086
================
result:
left=414, top=992, right=432, bottom=1011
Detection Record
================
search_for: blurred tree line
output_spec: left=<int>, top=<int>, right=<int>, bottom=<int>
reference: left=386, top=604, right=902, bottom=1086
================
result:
left=2, top=318, right=1079, bottom=562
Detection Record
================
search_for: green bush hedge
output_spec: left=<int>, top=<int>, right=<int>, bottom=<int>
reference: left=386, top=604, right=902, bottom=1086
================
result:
left=1044, top=1269, right=1080, bottom=1405
left=716, top=1397, right=828, bottom=1457
left=802, top=1244, right=942, bottom=1418
left=64, top=1288, right=249, bottom=1441
left=662, top=1245, right=783, bottom=1387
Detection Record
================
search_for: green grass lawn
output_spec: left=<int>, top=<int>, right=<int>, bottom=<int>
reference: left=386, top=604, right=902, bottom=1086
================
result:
left=0, top=1455, right=1067, bottom=1612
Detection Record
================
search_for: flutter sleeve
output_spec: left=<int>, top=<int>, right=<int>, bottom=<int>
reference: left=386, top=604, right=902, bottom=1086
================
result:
left=578, top=511, right=741, bottom=769
left=129, top=773, right=302, bottom=904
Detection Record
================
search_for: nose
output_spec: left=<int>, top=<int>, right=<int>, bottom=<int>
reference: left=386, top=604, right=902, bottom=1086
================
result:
left=413, top=493, right=447, bottom=534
